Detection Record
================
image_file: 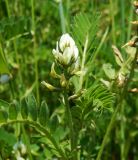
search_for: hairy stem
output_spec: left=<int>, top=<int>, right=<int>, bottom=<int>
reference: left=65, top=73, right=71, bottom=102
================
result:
left=120, top=102, right=125, bottom=160
left=64, top=90, right=77, bottom=160
left=79, top=35, right=88, bottom=90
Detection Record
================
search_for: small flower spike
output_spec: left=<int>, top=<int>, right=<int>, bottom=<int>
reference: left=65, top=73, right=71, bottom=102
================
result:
left=52, top=33, right=79, bottom=66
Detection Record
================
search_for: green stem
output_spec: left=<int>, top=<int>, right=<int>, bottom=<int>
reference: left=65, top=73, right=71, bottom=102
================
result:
left=127, top=0, right=134, bottom=41
left=109, top=0, right=116, bottom=44
left=96, top=47, right=138, bottom=160
left=0, top=119, right=67, bottom=159
left=96, top=101, right=120, bottom=160
left=59, top=0, right=66, bottom=34
left=120, top=0, right=125, bottom=44
left=120, top=102, right=125, bottom=160
left=5, top=0, right=23, bottom=97
left=91, top=27, right=109, bottom=65
left=79, top=35, right=88, bottom=90
left=31, top=0, right=40, bottom=104
left=123, top=136, right=132, bottom=159
left=5, top=0, right=10, bottom=16
left=64, top=90, right=77, bottom=160
left=66, top=0, right=70, bottom=32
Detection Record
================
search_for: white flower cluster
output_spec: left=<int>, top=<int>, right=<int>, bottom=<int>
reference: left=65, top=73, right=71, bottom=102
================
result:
left=41, top=33, right=80, bottom=91
left=52, top=33, right=79, bottom=66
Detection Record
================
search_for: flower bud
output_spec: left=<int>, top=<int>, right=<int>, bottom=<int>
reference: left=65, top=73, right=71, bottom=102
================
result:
left=60, top=74, right=68, bottom=88
left=117, top=73, right=126, bottom=87
left=131, top=21, right=138, bottom=25
left=133, top=1, right=138, bottom=7
left=68, top=89, right=86, bottom=100
left=50, top=63, right=61, bottom=79
left=69, top=59, right=81, bottom=75
left=122, top=36, right=138, bottom=48
left=129, top=88, right=138, bottom=93
left=41, top=81, right=59, bottom=91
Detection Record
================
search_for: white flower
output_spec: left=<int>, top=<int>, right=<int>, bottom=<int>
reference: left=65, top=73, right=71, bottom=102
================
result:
left=73, top=45, right=79, bottom=61
left=52, top=33, right=79, bottom=66
left=59, top=33, right=75, bottom=51
left=62, top=47, right=73, bottom=64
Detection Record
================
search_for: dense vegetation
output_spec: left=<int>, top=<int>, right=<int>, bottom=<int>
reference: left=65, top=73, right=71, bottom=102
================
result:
left=0, top=0, right=138, bottom=160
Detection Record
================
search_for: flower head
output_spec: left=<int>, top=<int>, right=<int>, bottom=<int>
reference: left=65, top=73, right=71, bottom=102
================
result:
left=59, top=33, right=75, bottom=51
left=52, top=33, right=79, bottom=66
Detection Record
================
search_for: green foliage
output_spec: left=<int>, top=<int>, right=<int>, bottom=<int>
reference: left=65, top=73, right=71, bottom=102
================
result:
left=0, top=46, right=10, bottom=84
left=0, top=128, right=16, bottom=146
left=49, top=114, right=59, bottom=133
left=0, top=51, right=9, bottom=75
left=0, top=109, right=8, bottom=123
left=0, top=128, right=16, bottom=159
left=82, top=84, right=114, bottom=111
left=0, top=16, right=31, bottom=41
left=103, top=63, right=116, bottom=80
left=71, top=106, right=82, bottom=132
left=26, top=94, right=38, bottom=121
left=70, top=83, right=114, bottom=136
left=72, top=12, right=99, bottom=53
left=38, top=101, right=49, bottom=126
left=21, top=98, right=28, bottom=119
left=9, top=102, right=18, bottom=120
left=0, top=99, right=9, bottom=109
left=0, top=1, right=137, bottom=160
